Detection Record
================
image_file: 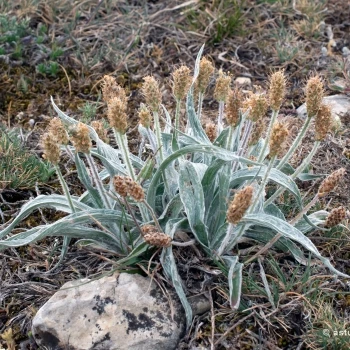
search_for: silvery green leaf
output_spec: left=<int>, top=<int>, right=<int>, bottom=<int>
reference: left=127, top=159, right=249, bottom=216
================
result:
left=264, top=203, right=285, bottom=220
left=90, top=150, right=127, bottom=176
left=0, top=195, right=91, bottom=239
left=295, top=210, right=328, bottom=234
left=147, top=144, right=258, bottom=209
left=178, top=161, right=208, bottom=247
left=161, top=104, right=172, bottom=133
left=242, top=213, right=349, bottom=278
left=191, top=163, right=208, bottom=181
left=138, top=124, right=157, bottom=153
left=230, top=167, right=302, bottom=208
left=223, top=256, right=242, bottom=309
left=210, top=222, right=228, bottom=251
left=158, top=194, right=184, bottom=226
left=297, top=173, right=326, bottom=181
left=161, top=218, right=192, bottom=328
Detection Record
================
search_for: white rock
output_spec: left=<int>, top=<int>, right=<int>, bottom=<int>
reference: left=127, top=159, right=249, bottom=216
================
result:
left=296, top=94, right=350, bottom=121
left=235, top=77, right=251, bottom=86
left=32, top=273, right=186, bottom=350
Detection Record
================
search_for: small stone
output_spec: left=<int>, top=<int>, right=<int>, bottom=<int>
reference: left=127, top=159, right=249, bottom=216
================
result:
left=32, top=273, right=185, bottom=350
left=235, top=77, right=251, bottom=86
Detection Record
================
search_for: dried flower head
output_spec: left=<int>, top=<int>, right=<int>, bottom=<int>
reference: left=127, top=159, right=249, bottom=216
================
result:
left=70, top=122, right=92, bottom=154
left=113, top=175, right=129, bottom=197
left=139, top=103, right=152, bottom=128
left=306, top=75, right=324, bottom=117
left=41, top=132, right=60, bottom=164
left=244, top=92, right=269, bottom=122
left=269, top=70, right=286, bottom=111
left=315, top=104, right=332, bottom=141
left=214, top=70, right=231, bottom=102
left=248, top=118, right=266, bottom=146
left=172, top=65, right=192, bottom=101
left=196, top=57, right=214, bottom=94
left=91, top=120, right=109, bottom=143
left=205, top=123, right=217, bottom=142
left=107, top=96, right=128, bottom=134
left=141, top=76, right=162, bottom=112
left=101, top=75, right=127, bottom=105
left=318, top=168, right=346, bottom=197
left=113, top=175, right=144, bottom=201
left=226, top=88, right=242, bottom=127
left=48, top=117, right=69, bottom=145
left=141, top=225, right=172, bottom=247
left=269, top=121, right=289, bottom=157
left=226, top=186, right=254, bottom=224
left=324, top=206, right=346, bottom=228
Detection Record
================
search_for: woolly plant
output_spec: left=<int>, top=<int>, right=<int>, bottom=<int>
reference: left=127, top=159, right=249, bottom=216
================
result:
left=0, top=46, right=348, bottom=328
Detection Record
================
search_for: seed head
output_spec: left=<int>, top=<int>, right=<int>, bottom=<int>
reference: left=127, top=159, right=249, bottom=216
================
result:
left=315, top=104, right=332, bottom=141
left=70, top=122, right=92, bottom=154
left=172, top=65, right=192, bottom=101
left=244, top=92, right=269, bottom=122
left=113, top=175, right=144, bottom=201
left=139, top=103, right=152, bottom=128
left=306, top=75, right=324, bottom=118
left=318, top=168, right=346, bottom=197
left=141, top=225, right=172, bottom=247
left=101, top=75, right=127, bottom=105
left=214, top=70, right=231, bottom=102
left=269, top=122, right=289, bottom=158
left=324, top=206, right=346, bottom=228
left=269, top=70, right=286, bottom=111
left=248, top=118, right=265, bottom=147
left=226, top=186, right=254, bottom=224
left=48, top=117, right=69, bottom=145
left=41, top=132, right=60, bottom=164
left=205, top=123, right=217, bottom=142
left=141, top=76, right=162, bottom=112
left=91, top=120, right=109, bottom=143
left=196, top=57, right=214, bottom=94
left=107, top=96, right=128, bottom=134
left=113, top=175, right=129, bottom=197
left=226, top=88, right=242, bottom=127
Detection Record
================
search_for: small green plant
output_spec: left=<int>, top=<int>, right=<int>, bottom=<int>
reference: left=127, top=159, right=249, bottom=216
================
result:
left=50, top=42, right=64, bottom=61
left=36, top=61, right=60, bottom=77
left=0, top=47, right=348, bottom=330
left=0, top=128, right=54, bottom=189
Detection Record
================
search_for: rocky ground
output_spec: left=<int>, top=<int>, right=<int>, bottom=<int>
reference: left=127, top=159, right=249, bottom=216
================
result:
left=1, top=0, right=350, bottom=349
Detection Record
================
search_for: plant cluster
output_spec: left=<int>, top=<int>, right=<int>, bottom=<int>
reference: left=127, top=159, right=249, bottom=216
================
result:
left=0, top=47, right=348, bottom=328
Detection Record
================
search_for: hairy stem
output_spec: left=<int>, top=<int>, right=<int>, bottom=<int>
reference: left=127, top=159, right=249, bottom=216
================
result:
left=217, top=100, right=225, bottom=135
left=86, top=153, right=111, bottom=209
left=258, top=109, right=278, bottom=162
left=174, top=98, right=181, bottom=141
left=153, top=111, right=164, bottom=163
left=55, top=165, right=75, bottom=213
left=197, top=91, right=204, bottom=121
left=114, top=130, right=136, bottom=180
left=277, top=116, right=312, bottom=170
left=289, top=194, right=319, bottom=226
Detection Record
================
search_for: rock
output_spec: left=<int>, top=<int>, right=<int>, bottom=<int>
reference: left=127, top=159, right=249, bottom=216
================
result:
left=32, top=272, right=186, bottom=350
left=235, top=77, right=251, bottom=86
left=296, top=94, right=350, bottom=121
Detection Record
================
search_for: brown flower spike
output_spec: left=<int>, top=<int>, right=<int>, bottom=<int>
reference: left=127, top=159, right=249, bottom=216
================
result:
left=48, top=117, right=69, bottom=145
left=91, top=120, right=109, bottom=143
left=141, top=225, right=172, bottom=247
left=269, top=70, right=286, bottom=111
left=226, top=88, right=242, bottom=127
left=227, top=186, right=254, bottom=224
left=196, top=57, right=215, bottom=94
left=214, top=70, right=231, bottom=102
left=318, top=168, right=346, bottom=197
left=269, top=121, right=289, bottom=157
left=324, top=206, right=346, bottom=228
left=41, top=132, right=60, bottom=164
left=248, top=118, right=266, bottom=147
left=172, top=66, right=192, bottom=101
left=141, top=76, right=162, bottom=112
left=315, top=104, right=332, bottom=141
left=139, top=103, right=152, bottom=128
left=107, top=96, right=128, bottom=134
left=113, top=175, right=144, bottom=201
left=244, top=92, right=269, bottom=122
left=305, top=75, right=324, bottom=118
left=101, top=75, right=127, bottom=105
left=205, top=123, right=217, bottom=142
left=70, top=122, right=92, bottom=154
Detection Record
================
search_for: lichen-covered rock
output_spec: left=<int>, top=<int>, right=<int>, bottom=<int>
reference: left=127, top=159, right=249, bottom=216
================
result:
left=32, top=273, right=185, bottom=350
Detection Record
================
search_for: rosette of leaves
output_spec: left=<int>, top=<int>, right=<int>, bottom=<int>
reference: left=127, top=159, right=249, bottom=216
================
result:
left=0, top=46, right=347, bottom=329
